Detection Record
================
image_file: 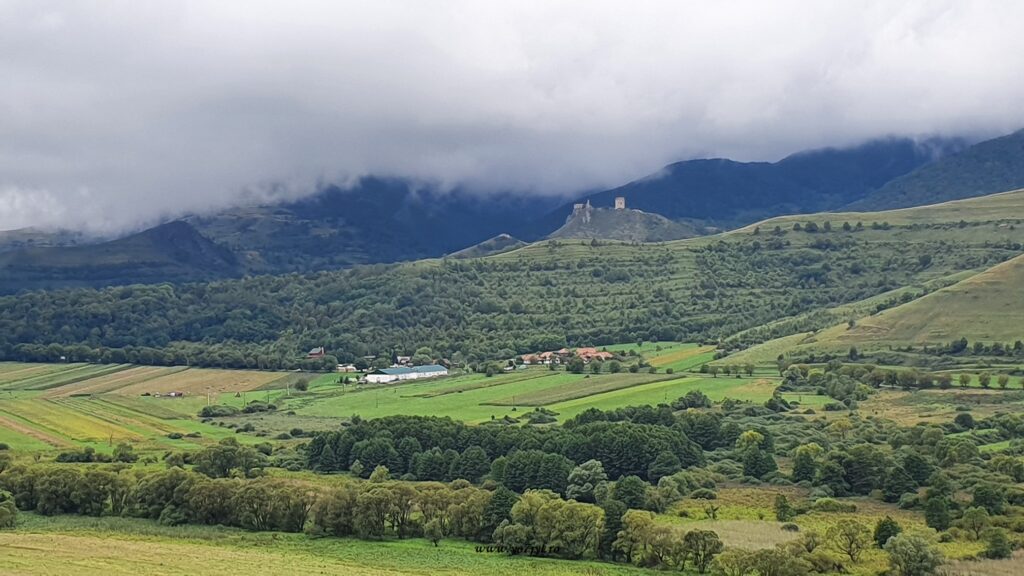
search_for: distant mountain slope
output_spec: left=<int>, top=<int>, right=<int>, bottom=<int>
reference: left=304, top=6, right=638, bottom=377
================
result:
left=549, top=203, right=699, bottom=242
left=0, top=228, right=91, bottom=253
left=529, top=137, right=965, bottom=235
left=190, top=177, right=563, bottom=272
left=447, top=234, right=526, bottom=259
left=848, top=129, right=1024, bottom=211
left=0, top=221, right=240, bottom=293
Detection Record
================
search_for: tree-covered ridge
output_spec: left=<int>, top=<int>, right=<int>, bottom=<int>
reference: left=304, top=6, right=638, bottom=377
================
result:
left=1, top=210, right=1022, bottom=368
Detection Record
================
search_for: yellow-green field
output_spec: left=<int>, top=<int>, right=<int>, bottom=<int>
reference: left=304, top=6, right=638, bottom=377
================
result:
left=0, top=362, right=300, bottom=453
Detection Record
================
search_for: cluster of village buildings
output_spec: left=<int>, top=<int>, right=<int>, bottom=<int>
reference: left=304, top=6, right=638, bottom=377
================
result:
left=519, top=347, right=615, bottom=365
left=304, top=345, right=617, bottom=385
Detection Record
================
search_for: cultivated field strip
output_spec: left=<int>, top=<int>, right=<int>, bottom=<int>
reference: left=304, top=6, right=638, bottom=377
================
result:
left=0, top=412, right=71, bottom=447
left=0, top=398, right=145, bottom=443
left=408, top=371, right=552, bottom=398
left=56, top=397, right=187, bottom=438
left=1, top=363, right=133, bottom=391
left=115, top=368, right=286, bottom=396
left=648, top=345, right=715, bottom=369
left=484, top=372, right=678, bottom=406
left=46, top=365, right=187, bottom=397
left=96, top=394, right=191, bottom=419
left=0, top=362, right=81, bottom=386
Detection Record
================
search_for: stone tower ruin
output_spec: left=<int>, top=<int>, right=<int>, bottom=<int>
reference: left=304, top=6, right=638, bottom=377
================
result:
left=614, top=196, right=626, bottom=210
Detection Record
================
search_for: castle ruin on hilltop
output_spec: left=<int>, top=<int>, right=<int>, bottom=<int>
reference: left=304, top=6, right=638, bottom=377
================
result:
left=568, top=197, right=627, bottom=224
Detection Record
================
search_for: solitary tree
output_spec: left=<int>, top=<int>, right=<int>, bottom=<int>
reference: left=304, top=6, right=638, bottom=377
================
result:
left=828, top=519, right=871, bottom=562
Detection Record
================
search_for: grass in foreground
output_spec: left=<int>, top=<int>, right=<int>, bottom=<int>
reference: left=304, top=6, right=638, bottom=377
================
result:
left=2, top=513, right=649, bottom=576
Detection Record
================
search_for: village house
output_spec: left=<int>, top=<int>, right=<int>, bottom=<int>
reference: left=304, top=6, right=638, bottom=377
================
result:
left=365, top=364, right=449, bottom=384
left=306, top=346, right=326, bottom=359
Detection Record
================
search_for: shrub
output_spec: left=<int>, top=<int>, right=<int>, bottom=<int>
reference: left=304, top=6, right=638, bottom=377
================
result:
left=199, top=404, right=240, bottom=418
left=690, top=488, right=717, bottom=500
left=812, top=498, right=857, bottom=513
left=782, top=523, right=800, bottom=532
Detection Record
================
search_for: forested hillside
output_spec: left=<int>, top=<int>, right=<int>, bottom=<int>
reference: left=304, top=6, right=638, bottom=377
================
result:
left=849, top=129, right=1024, bottom=210
left=2, top=192, right=1022, bottom=368
left=0, top=221, right=241, bottom=293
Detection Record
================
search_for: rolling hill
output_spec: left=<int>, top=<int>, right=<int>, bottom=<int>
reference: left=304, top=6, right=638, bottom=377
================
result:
left=849, top=128, right=1024, bottom=210
left=447, top=234, right=527, bottom=259
left=0, top=221, right=240, bottom=293
left=2, top=190, right=1021, bottom=367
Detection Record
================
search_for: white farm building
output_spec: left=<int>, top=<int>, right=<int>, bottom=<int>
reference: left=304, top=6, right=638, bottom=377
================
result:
left=365, top=364, right=449, bottom=384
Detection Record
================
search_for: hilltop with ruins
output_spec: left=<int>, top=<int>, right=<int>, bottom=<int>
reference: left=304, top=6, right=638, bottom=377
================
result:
left=549, top=196, right=699, bottom=242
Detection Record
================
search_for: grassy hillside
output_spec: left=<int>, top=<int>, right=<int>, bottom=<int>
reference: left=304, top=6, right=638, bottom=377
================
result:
left=447, top=234, right=527, bottom=259
left=838, top=253, right=1024, bottom=345
left=849, top=128, right=1024, bottom=210
left=722, top=253, right=1024, bottom=366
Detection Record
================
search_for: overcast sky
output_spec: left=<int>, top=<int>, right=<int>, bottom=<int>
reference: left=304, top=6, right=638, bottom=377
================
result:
left=3, top=1, right=1024, bottom=233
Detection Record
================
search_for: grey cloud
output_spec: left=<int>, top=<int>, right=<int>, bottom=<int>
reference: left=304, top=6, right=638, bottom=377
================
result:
left=2, top=1, right=1024, bottom=233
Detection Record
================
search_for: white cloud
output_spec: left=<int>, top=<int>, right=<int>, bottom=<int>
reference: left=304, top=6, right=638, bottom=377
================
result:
left=2, top=0, right=1023, bottom=232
